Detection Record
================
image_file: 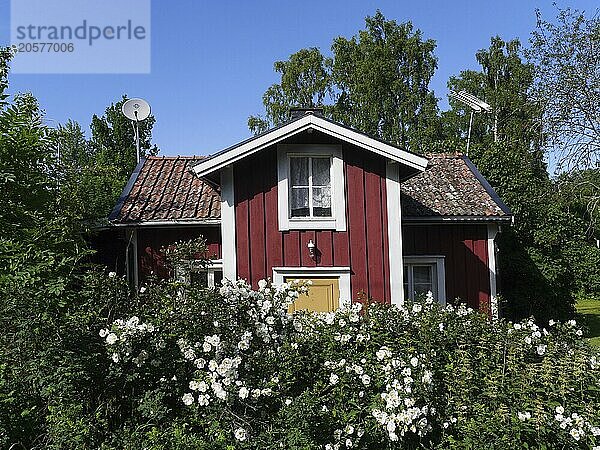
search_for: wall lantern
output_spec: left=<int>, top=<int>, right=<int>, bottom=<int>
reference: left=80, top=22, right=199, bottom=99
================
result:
left=307, top=240, right=316, bottom=259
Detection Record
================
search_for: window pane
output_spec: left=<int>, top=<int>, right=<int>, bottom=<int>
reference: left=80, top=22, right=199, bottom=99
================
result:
left=413, top=265, right=433, bottom=297
left=413, top=266, right=432, bottom=284
left=213, top=270, right=223, bottom=287
left=290, top=157, right=309, bottom=187
left=190, top=271, right=208, bottom=287
left=312, top=186, right=332, bottom=217
left=403, top=266, right=409, bottom=300
left=312, top=157, right=330, bottom=186
left=290, top=187, right=309, bottom=217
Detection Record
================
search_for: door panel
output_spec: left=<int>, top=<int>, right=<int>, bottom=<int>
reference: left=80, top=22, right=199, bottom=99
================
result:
left=285, top=277, right=340, bottom=312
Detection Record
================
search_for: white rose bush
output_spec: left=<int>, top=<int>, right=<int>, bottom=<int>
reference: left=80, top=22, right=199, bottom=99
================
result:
left=95, top=274, right=600, bottom=449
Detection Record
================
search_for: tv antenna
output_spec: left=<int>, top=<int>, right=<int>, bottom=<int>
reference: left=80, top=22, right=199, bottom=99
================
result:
left=122, top=98, right=151, bottom=163
left=449, top=91, right=491, bottom=156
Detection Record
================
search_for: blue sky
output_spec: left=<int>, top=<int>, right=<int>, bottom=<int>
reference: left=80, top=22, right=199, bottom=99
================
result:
left=1, top=0, right=597, bottom=157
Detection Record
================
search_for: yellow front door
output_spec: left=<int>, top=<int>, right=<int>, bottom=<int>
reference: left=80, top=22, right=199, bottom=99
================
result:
left=286, top=278, right=340, bottom=312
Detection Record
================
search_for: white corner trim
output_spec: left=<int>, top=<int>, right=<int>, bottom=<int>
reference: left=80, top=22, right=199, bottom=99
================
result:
left=386, top=162, right=404, bottom=306
left=193, top=114, right=428, bottom=177
left=277, top=144, right=346, bottom=231
left=271, top=266, right=351, bottom=309
left=487, top=223, right=499, bottom=319
left=220, top=166, right=237, bottom=281
left=403, top=255, right=446, bottom=305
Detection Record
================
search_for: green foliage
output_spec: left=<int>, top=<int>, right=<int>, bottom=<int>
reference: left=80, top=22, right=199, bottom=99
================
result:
left=31, top=277, right=600, bottom=449
left=248, top=48, right=333, bottom=133
left=444, top=37, right=542, bottom=151
left=249, top=11, right=441, bottom=152
left=54, top=96, right=159, bottom=225
left=443, top=36, right=600, bottom=320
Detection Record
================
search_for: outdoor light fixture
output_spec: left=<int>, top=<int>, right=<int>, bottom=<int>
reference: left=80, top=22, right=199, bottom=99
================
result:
left=307, top=240, right=316, bottom=259
left=450, top=90, right=491, bottom=156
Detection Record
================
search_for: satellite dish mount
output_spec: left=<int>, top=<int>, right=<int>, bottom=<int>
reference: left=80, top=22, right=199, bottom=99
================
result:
left=122, top=98, right=151, bottom=163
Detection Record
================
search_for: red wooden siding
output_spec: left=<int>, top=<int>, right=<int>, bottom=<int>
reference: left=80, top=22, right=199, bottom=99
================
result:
left=137, top=226, right=221, bottom=279
left=402, top=224, right=490, bottom=312
left=233, top=139, right=391, bottom=303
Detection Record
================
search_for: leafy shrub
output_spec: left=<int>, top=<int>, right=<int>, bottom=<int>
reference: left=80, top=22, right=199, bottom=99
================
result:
left=91, top=277, right=600, bottom=449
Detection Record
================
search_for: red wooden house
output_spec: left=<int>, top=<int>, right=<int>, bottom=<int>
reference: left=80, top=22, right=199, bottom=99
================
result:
left=107, top=110, right=512, bottom=316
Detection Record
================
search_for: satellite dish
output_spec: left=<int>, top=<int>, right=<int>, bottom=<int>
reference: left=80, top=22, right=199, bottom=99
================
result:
left=122, top=98, right=151, bottom=122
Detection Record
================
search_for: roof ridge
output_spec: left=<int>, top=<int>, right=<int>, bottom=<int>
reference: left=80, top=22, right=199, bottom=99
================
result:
left=148, top=155, right=207, bottom=160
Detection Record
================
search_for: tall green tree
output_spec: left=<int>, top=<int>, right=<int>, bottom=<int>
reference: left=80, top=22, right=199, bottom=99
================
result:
left=248, top=48, right=333, bottom=134
left=444, top=36, right=596, bottom=320
left=528, top=6, right=600, bottom=172
left=0, top=47, right=92, bottom=446
left=331, top=11, right=440, bottom=152
left=90, top=96, right=158, bottom=184
left=527, top=6, right=600, bottom=242
left=54, top=96, right=159, bottom=224
left=249, top=11, right=441, bottom=152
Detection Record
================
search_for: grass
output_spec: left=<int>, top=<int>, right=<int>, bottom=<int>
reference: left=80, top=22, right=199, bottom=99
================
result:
left=576, top=297, right=600, bottom=347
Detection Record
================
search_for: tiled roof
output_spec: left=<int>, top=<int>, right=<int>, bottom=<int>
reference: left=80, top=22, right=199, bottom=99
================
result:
left=401, top=153, right=511, bottom=219
left=109, top=156, right=220, bottom=224
left=110, top=153, right=511, bottom=225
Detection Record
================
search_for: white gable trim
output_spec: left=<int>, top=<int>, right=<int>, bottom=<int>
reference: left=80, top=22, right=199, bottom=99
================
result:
left=193, top=115, right=428, bottom=177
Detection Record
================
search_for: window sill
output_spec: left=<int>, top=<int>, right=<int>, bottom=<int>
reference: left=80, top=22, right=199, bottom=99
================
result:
left=286, top=218, right=338, bottom=230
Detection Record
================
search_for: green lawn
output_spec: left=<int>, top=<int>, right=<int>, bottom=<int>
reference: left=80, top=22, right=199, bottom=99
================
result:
left=576, top=298, right=600, bottom=347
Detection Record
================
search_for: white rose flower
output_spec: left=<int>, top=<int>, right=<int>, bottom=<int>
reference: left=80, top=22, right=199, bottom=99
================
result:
left=536, top=344, right=547, bottom=355
left=194, top=358, right=206, bottom=369
left=182, top=393, right=194, bottom=406
left=412, top=304, right=422, bottom=313
left=108, top=271, right=116, bottom=278
left=258, top=279, right=268, bottom=289
left=99, top=329, right=108, bottom=338
left=517, top=411, right=531, bottom=421
left=203, top=342, right=212, bottom=353
left=197, top=394, right=210, bottom=406
left=361, top=374, right=371, bottom=386
left=111, top=353, right=120, bottom=363
left=106, top=333, right=118, bottom=345
left=239, top=386, right=249, bottom=399
left=410, top=356, right=419, bottom=367
left=329, top=373, right=339, bottom=385
left=234, top=427, right=247, bottom=442
left=422, top=370, right=433, bottom=384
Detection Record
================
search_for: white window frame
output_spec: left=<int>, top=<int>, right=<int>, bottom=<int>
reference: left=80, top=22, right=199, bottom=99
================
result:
left=403, top=256, right=446, bottom=304
left=277, top=144, right=346, bottom=231
left=176, top=259, right=223, bottom=288
left=271, top=266, right=351, bottom=309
